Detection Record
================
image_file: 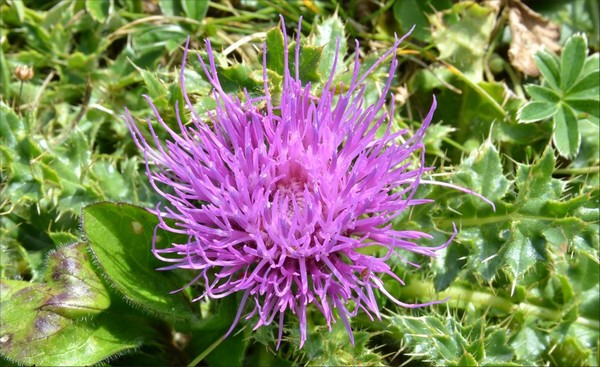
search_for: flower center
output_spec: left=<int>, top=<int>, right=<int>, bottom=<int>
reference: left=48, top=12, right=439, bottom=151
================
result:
left=276, top=178, right=306, bottom=221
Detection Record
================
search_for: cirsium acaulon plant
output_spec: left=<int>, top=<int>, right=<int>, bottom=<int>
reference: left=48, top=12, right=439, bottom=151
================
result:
left=125, top=20, right=492, bottom=348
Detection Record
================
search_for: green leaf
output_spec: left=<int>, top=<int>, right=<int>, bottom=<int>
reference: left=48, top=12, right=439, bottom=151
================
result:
left=535, top=50, right=561, bottom=90
left=289, top=321, right=386, bottom=366
left=452, top=141, right=511, bottom=206
left=313, top=15, right=347, bottom=79
left=511, top=324, right=548, bottom=363
left=265, top=26, right=286, bottom=76
left=390, top=314, right=516, bottom=366
left=553, top=104, right=580, bottom=158
left=185, top=297, right=250, bottom=367
left=518, top=101, right=559, bottom=123
left=566, top=70, right=599, bottom=97
left=566, top=98, right=600, bottom=123
left=0, top=238, right=33, bottom=280
left=524, top=84, right=561, bottom=103
left=181, top=0, right=208, bottom=21
left=85, top=0, right=112, bottom=23
left=393, top=0, right=452, bottom=41
left=503, top=223, right=545, bottom=287
left=159, top=0, right=183, bottom=16
left=561, top=33, right=588, bottom=90
left=291, top=44, right=322, bottom=84
left=429, top=1, right=497, bottom=82
left=41, top=243, right=111, bottom=318
left=83, top=202, right=196, bottom=321
left=515, top=148, right=563, bottom=212
left=0, top=243, right=144, bottom=366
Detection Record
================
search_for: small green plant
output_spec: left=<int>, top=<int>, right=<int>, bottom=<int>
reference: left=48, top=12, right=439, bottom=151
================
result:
left=518, top=33, right=599, bottom=158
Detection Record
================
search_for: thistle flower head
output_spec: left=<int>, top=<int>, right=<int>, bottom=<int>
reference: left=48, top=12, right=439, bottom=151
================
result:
left=125, top=19, right=490, bottom=348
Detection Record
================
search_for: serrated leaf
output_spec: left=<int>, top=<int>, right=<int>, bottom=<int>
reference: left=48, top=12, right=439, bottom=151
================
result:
left=292, top=44, right=322, bottom=84
left=390, top=314, right=515, bottom=366
left=504, top=223, right=545, bottom=285
left=83, top=202, right=195, bottom=321
left=453, top=142, right=511, bottom=205
left=288, top=321, right=386, bottom=366
left=265, top=26, right=285, bottom=76
left=535, top=50, right=560, bottom=90
left=561, top=33, right=588, bottom=90
left=511, top=325, right=548, bottom=363
left=515, top=148, right=563, bottom=210
left=518, top=101, right=558, bottom=123
left=313, top=15, right=347, bottom=79
left=553, top=104, right=580, bottom=158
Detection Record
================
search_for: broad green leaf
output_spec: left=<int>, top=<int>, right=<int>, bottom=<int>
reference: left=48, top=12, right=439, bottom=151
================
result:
left=582, top=52, right=599, bottom=74
left=0, top=243, right=140, bottom=366
left=535, top=50, right=560, bottom=90
left=181, top=0, right=208, bottom=21
left=41, top=243, right=111, bottom=318
left=524, top=84, right=560, bottom=103
left=561, top=33, right=588, bottom=90
left=83, top=202, right=196, bottom=321
left=216, top=63, right=263, bottom=96
left=517, top=101, right=558, bottom=123
left=553, top=104, right=580, bottom=158
left=85, top=0, right=112, bottom=23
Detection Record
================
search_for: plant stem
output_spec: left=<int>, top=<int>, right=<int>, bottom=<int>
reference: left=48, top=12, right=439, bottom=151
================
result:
left=554, top=166, right=600, bottom=175
left=401, top=279, right=600, bottom=331
left=187, top=333, right=227, bottom=367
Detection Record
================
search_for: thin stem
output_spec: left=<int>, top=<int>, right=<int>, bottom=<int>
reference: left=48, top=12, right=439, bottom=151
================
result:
left=187, top=333, right=227, bottom=367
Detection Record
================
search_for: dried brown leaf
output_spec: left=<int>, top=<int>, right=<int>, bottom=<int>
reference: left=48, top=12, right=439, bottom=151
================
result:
left=508, top=0, right=560, bottom=77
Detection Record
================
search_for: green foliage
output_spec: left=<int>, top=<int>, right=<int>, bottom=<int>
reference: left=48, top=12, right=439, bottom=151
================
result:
left=391, top=313, right=516, bottom=366
left=1, top=1, right=598, bottom=366
left=0, top=243, right=150, bottom=366
left=518, top=33, right=599, bottom=158
left=83, top=202, right=196, bottom=321
left=429, top=1, right=497, bottom=82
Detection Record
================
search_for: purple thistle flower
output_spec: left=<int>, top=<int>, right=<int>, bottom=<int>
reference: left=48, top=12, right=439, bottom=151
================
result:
left=125, top=19, right=492, bottom=349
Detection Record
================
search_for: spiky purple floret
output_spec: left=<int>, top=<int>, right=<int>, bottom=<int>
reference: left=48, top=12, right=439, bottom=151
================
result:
left=125, top=19, right=490, bottom=348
